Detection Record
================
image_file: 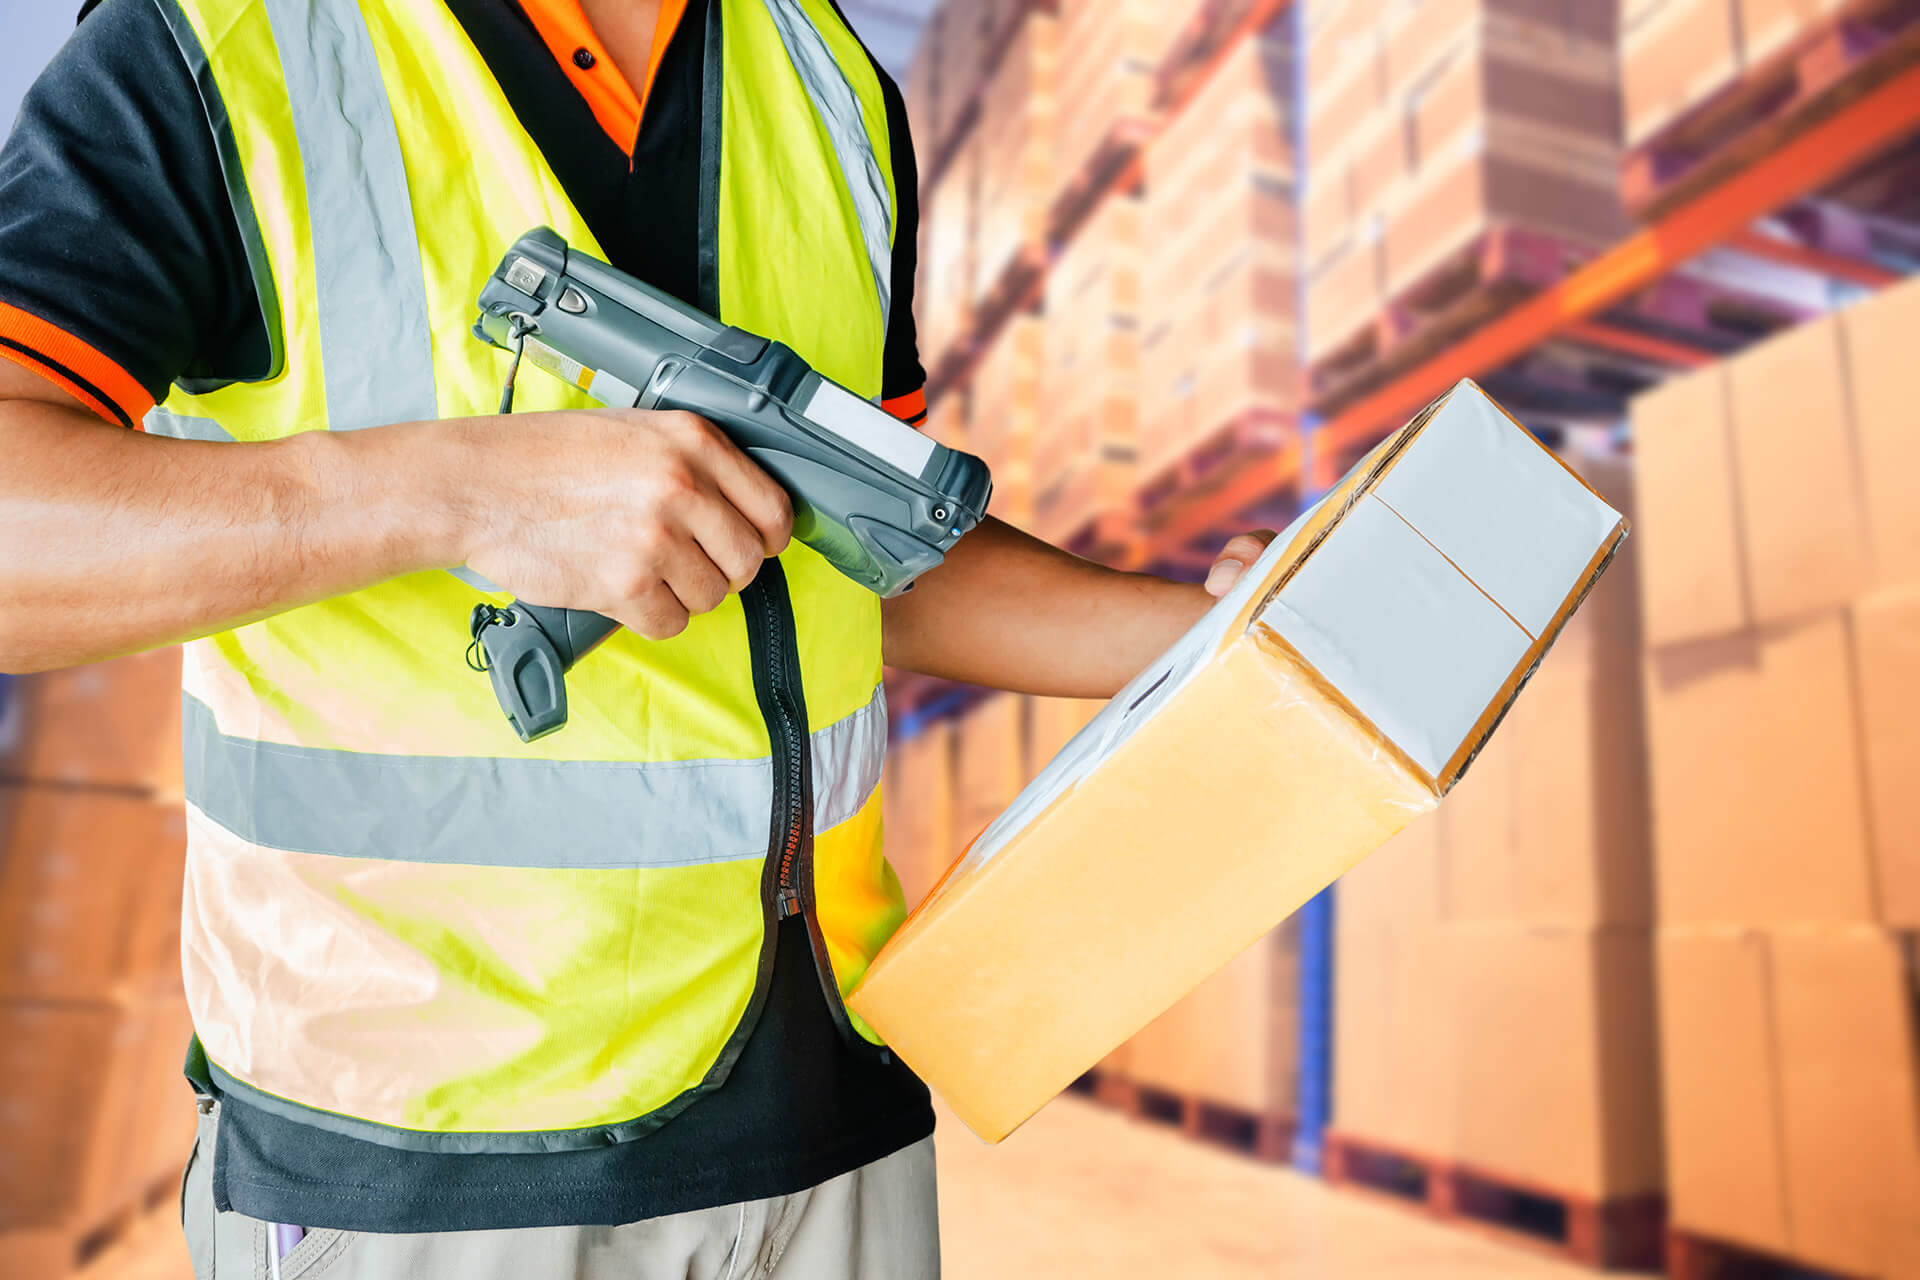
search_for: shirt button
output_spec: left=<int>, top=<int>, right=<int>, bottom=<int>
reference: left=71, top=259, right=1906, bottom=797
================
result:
left=573, top=47, right=596, bottom=69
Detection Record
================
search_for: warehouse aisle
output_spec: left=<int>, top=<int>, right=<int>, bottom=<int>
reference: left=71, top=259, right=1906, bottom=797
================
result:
left=936, top=1096, right=1620, bottom=1279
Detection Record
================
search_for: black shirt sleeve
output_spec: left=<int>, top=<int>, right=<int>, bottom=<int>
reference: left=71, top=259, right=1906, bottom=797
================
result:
left=874, top=59, right=925, bottom=408
left=0, top=0, right=268, bottom=409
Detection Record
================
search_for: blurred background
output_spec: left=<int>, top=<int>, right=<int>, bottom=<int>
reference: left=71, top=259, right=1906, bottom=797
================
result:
left=4, top=0, right=1919, bottom=1277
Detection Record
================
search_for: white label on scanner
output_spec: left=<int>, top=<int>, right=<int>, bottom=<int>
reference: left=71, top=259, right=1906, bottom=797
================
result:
left=798, top=378, right=936, bottom=479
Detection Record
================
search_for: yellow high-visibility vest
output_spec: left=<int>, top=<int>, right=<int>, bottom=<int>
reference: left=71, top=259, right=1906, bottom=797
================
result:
left=150, top=0, right=906, bottom=1149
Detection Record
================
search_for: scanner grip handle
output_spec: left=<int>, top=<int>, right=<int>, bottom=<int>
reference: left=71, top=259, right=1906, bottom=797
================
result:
left=472, top=603, right=621, bottom=742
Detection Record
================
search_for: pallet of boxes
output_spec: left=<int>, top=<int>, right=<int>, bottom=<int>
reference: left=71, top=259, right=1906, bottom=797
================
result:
left=1302, top=0, right=1626, bottom=408
left=1634, top=280, right=1920, bottom=1278
left=0, top=651, right=194, bottom=1278
left=1328, top=447, right=1667, bottom=1269
left=1619, top=0, right=1920, bottom=216
left=1137, top=15, right=1300, bottom=510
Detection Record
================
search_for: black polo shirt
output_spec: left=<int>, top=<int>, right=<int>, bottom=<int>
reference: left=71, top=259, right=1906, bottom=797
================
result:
left=0, top=0, right=932, bottom=1232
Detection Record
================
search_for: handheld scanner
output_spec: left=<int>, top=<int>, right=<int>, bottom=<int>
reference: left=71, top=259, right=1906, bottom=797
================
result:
left=469, top=228, right=993, bottom=741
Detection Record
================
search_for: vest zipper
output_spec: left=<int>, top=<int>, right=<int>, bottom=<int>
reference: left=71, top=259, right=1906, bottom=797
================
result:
left=741, top=563, right=871, bottom=1052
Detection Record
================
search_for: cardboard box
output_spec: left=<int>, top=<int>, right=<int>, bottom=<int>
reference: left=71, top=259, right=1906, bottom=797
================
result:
left=1738, top=0, right=1847, bottom=66
left=0, top=787, right=187, bottom=1001
left=1026, top=697, right=1106, bottom=771
left=920, top=132, right=978, bottom=372
left=1336, top=808, right=1444, bottom=939
left=1854, top=589, right=1920, bottom=928
left=1631, top=362, right=1749, bottom=647
left=1450, top=925, right=1664, bottom=1197
left=1038, top=195, right=1140, bottom=540
left=1332, top=922, right=1459, bottom=1155
left=851, top=380, right=1628, bottom=1140
left=1619, top=0, right=1741, bottom=148
left=0, top=1001, right=145, bottom=1231
left=1051, top=0, right=1161, bottom=213
left=972, top=13, right=1056, bottom=308
left=1445, top=492, right=1653, bottom=929
left=1842, top=274, right=1920, bottom=591
left=888, top=721, right=956, bottom=910
left=953, top=694, right=1028, bottom=857
left=932, top=0, right=988, bottom=150
left=0, top=649, right=183, bottom=793
left=1656, top=928, right=1793, bottom=1253
left=968, top=316, right=1042, bottom=526
left=1127, top=921, right=1299, bottom=1114
left=1305, top=228, right=1387, bottom=366
left=1725, top=314, right=1869, bottom=629
left=1770, top=927, right=1920, bottom=1278
left=1657, top=927, right=1920, bottom=1276
left=1644, top=614, right=1875, bottom=927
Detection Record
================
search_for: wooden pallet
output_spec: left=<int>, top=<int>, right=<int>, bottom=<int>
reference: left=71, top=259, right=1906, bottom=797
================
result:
left=1323, top=1131, right=1667, bottom=1271
left=1084, top=1071, right=1294, bottom=1163
left=1309, top=225, right=1593, bottom=416
left=1624, top=0, right=1920, bottom=219
left=1136, top=406, right=1296, bottom=522
left=1046, top=116, right=1153, bottom=248
left=1666, top=1229, right=1868, bottom=1280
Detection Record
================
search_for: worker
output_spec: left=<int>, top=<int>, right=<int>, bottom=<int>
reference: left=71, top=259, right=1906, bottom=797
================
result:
left=0, top=2, right=1272, bottom=1276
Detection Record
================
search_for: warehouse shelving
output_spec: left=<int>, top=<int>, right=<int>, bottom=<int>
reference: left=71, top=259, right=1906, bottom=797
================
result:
left=890, top=8, right=1920, bottom=1265
left=1119, top=58, right=1920, bottom=567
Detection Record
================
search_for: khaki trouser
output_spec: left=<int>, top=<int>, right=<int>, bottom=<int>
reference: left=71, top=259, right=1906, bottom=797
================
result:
left=181, top=1104, right=940, bottom=1280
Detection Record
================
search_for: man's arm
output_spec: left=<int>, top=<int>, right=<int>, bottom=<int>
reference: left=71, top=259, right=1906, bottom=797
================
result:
left=0, top=362, right=791, bottom=672
left=881, top=519, right=1274, bottom=700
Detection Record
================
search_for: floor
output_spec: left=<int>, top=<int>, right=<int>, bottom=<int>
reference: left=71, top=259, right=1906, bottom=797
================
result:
left=934, top=1096, right=1621, bottom=1279
left=82, top=1096, right=1618, bottom=1279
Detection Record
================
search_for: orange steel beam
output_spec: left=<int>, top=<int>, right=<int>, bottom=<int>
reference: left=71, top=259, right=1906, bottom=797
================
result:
left=1725, top=227, right=1904, bottom=288
left=1561, top=319, right=1720, bottom=369
left=1311, top=61, right=1920, bottom=481
left=1123, top=441, right=1303, bottom=567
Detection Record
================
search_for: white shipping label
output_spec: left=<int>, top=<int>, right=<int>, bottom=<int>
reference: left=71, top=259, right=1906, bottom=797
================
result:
left=799, top=378, right=936, bottom=478
left=524, top=337, right=587, bottom=389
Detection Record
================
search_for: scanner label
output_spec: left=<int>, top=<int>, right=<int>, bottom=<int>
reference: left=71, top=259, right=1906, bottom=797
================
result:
left=525, top=337, right=591, bottom=390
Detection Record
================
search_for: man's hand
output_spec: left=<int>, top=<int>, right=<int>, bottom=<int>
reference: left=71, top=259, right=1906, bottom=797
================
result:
left=1202, top=530, right=1279, bottom=598
left=459, top=408, right=792, bottom=640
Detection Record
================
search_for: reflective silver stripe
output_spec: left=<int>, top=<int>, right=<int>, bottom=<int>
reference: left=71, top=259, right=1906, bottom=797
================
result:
left=183, top=685, right=886, bottom=868
left=759, top=0, right=894, bottom=329
left=261, top=0, right=438, bottom=431
left=144, top=408, right=236, bottom=442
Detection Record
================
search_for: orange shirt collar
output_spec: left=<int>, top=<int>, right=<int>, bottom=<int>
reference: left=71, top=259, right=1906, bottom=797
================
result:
left=517, top=0, right=690, bottom=154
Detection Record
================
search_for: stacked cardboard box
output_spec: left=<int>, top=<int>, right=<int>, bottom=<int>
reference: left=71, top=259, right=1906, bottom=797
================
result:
left=1138, top=25, right=1299, bottom=482
left=1037, top=195, right=1141, bottom=541
left=931, top=0, right=990, bottom=159
left=952, top=693, right=1030, bottom=858
left=972, top=11, right=1057, bottom=312
left=1333, top=452, right=1665, bottom=1204
left=1050, top=0, right=1163, bottom=214
left=919, top=126, right=979, bottom=375
left=885, top=720, right=958, bottom=910
left=1619, top=0, right=1848, bottom=155
left=1127, top=921, right=1301, bottom=1122
left=1634, top=285, right=1920, bottom=1276
left=904, top=7, right=942, bottom=165
left=968, top=314, right=1043, bottom=525
left=1304, top=0, right=1626, bottom=366
left=0, top=651, right=194, bottom=1275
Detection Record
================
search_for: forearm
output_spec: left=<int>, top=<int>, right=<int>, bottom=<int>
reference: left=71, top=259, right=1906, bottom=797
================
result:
left=0, top=398, right=471, bottom=671
left=881, top=518, right=1211, bottom=699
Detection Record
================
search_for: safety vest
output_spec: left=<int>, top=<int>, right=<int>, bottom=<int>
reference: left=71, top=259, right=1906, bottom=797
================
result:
left=148, top=0, right=906, bottom=1149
